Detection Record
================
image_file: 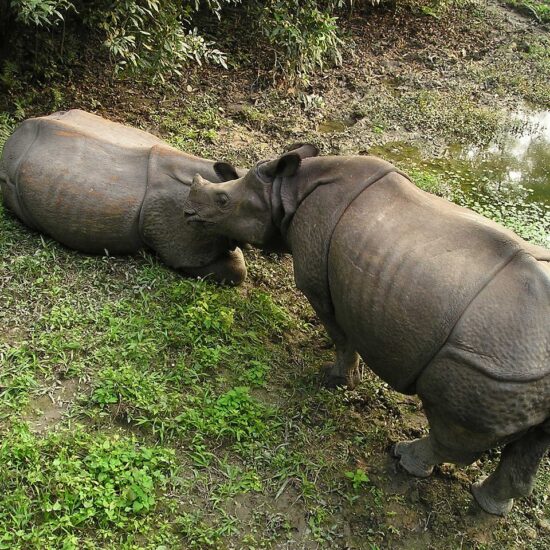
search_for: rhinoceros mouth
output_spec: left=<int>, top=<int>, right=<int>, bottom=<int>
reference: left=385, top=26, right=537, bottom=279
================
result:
left=186, top=216, right=215, bottom=227
left=184, top=208, right=216, bottom=226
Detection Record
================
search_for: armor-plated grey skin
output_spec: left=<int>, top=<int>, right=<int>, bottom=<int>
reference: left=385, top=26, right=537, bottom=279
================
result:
left=184, top=145, right=550, bottom=516
left=0, top=110, right=246, bottom=284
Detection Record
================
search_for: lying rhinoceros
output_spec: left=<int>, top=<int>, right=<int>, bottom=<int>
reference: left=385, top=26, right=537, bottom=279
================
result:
left=183, top=144, right=550, bottom=515
left=0, top=109, right=246, bottom=284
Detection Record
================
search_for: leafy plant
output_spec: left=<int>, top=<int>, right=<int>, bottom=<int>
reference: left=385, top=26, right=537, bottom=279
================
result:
left=82, top=0, right=231, bottom=82
left=10, top=0, right=75, bottom=27
left=177, top=511, right=237, bottom=548
left=176, top=386, right=275, bottom=443
left=0, top=423, right=174, bottom=545
left=504, top=0, right=550, bottom=23
left=0, top=113, right=17, bottom=157
left=2, top=0, right=361, bottom=84
left=3, top=0, right=238, bottom=83
left=345, top=468, right=370, bottom=491
left=257, top=0, right=344, bottom=82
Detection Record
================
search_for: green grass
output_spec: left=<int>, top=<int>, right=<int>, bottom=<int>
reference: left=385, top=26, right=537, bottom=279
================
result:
left=0, top=192, right=396, bottom=547
left=0, top=424, right=175, bottom=548
left=1, top=3, right=549, bottom=545
left=0, top=196, right=299, bottom=546
left=152, top=96, right=222, bottom=156
left=0, top=197, right=453, bottom=548
left=505, top=0, right=550, bottom=23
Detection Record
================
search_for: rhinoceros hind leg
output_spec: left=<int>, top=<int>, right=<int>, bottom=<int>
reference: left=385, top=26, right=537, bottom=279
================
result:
left=471, top=426, right=550, bottom=516
left=394, top=432, right=481, bottom=478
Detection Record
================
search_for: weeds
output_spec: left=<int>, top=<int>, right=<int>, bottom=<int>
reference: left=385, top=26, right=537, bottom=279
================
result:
left=505, top=0, right=550, bottom=23
left=0, top=112, right=16, bottom=156
left=0, top=423, right=174, bottom=547
left=153, top=99, right=222, bottom=155
left=0, top=2, right=548, bottom=547
left=345, top=468, right=371, bottom=491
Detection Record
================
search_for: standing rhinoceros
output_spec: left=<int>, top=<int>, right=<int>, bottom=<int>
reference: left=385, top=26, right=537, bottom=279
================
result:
left=0, top=109, right=246, bottom=284
left=183, top=144, right=550, bottom=515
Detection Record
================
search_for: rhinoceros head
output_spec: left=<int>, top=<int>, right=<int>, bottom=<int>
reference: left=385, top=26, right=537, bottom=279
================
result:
left=185, top=144, right=318, bottom=246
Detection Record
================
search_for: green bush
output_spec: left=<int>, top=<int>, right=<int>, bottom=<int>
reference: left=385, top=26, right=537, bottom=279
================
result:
left=81, top=0, right=232, bottom=82
left=2, top=0, right=239, bottom=83
left=256, top=0, right=344, bottom=82
left=1, top=1, right=469, bottom=87
left=0, top=0, right=363, bottom=85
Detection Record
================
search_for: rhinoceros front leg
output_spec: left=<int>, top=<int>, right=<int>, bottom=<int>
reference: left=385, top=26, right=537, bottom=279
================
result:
left=322, top=345, right=362, bottom=389
left=306, top=298, right=361, bottom=389
left=184, top=248, right=247, bottom=286
left=471, top=426, right=550, bottom=516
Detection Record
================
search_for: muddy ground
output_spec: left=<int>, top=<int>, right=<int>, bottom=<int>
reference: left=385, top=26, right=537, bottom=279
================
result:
left=0, top=1, right=549, bottom=548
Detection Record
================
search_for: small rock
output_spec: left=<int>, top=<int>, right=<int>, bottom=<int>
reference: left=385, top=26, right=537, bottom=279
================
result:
left=524, top=526, right=537, bottom=540
left=537, top=518, right=550, bottom=532
left=226, top=103, right=246, bottom=115
left=408, top=486, right=420, bottom=503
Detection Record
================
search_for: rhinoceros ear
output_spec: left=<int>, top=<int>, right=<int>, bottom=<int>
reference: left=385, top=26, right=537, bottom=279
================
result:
left=258, top=152, right=301, bottom=181
left=284, top=143, right=319, bottom=160
left=214, top=161, right=240, bottom=182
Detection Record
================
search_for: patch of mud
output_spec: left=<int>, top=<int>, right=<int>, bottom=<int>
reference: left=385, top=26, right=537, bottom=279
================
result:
left=222, top=485, right=326, bottom=549
left=373, top=107, right=550, bottom=205
left=318, top=118, right=354, bottom=134
left=385, top=501, right=432, bottom=549
left=0, top=325, right=27, bottom=345
left=23, top=378, right=82, bottom=433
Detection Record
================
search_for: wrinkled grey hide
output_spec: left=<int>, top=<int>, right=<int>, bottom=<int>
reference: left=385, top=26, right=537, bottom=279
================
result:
left=0, top=109, right=246, bottom=284
left=184, top=146, right=550, bottom=515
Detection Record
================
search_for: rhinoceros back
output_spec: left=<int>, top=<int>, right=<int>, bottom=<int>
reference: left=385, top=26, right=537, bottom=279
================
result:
left=327, top=171, right=549, bottom=392
left=1, top=110, right=163, bottom=254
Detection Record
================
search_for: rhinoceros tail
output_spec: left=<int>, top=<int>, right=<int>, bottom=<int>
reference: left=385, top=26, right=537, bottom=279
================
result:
left=0, top=159, right=9, bottom=198
left=0, top=159, right=39, bottom=230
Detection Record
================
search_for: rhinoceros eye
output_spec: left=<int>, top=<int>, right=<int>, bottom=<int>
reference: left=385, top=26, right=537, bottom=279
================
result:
left=216, top=192, right=230, bottom=207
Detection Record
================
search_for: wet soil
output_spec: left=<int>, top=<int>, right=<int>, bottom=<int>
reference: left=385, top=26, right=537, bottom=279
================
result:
left=22, top=378, right=83, bottom=433
left=1, top=1, right=549, bottom=548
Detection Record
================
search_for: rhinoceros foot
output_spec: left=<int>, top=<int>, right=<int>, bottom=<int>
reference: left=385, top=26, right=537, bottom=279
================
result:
left=320, top=362, right=362, bottom=389
left=393, top=438, right=435, bottom=478
left=471, top=477, right=514, bottom=516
